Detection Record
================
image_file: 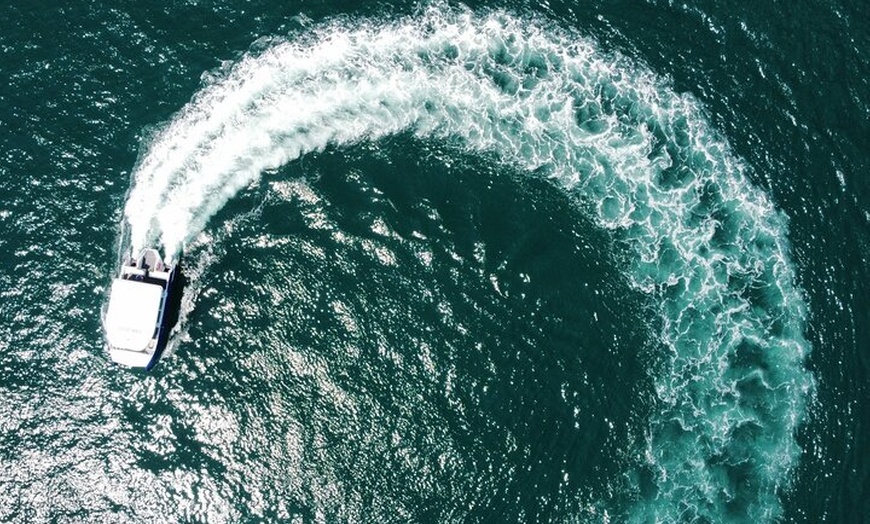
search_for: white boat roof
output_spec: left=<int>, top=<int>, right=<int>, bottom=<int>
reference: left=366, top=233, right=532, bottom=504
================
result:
left=104, top=278, right=164, bottom=352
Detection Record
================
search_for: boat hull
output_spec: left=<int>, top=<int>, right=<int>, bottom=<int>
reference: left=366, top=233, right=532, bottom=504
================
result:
left=104, top=248, right=180, bottom=370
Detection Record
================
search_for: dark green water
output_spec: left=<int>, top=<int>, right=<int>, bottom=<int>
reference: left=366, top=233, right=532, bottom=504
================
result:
left=1, top=1, right=867, bottom=522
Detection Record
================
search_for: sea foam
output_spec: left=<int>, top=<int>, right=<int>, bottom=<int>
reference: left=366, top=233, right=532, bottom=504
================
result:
left=124, top=6, right=813, bottom=521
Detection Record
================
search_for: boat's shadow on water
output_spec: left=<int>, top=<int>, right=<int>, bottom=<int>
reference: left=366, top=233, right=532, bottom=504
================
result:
left=148, top=258, right=187, bottom=371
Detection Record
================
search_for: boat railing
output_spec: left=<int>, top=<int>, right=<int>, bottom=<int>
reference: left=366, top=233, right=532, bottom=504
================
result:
left=149, top=269, right=171, bottom=280
left=121, top=265, right=170, bottom=280
left=121, top=266, right=147, bottom=278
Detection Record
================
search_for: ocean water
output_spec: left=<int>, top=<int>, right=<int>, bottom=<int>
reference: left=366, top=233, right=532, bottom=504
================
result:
left=1, top=1, right=867, bottom=523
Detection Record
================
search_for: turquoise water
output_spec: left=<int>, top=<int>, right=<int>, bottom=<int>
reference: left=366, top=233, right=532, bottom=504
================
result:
left=1, top=1, right=867, bottom=522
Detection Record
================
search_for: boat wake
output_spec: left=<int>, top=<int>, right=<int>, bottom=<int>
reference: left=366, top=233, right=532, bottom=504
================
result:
left=124, top=5, right=813, bottom=521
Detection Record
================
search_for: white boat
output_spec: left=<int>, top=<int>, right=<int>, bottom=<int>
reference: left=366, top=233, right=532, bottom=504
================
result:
left=104, top=248, right=178, bottom=369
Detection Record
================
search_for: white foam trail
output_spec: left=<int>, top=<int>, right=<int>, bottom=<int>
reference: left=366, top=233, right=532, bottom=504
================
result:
left=124, top=6, right=813, bottom=521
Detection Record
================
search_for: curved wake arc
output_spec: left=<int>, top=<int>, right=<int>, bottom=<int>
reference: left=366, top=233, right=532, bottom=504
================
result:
left=124, top=7, right=813, bottom=522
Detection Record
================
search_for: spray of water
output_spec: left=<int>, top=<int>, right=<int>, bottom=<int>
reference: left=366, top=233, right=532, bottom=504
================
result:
left=124, top=6, right=813, bottom=521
